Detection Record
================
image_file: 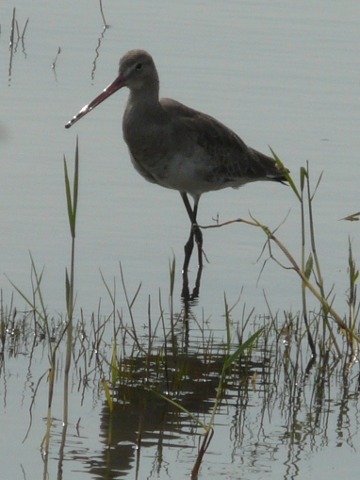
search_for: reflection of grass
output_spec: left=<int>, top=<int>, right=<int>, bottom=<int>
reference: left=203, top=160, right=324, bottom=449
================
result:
left=1, top=145, right=359, bottom=477
left=149, top=321, right=265, bottom=478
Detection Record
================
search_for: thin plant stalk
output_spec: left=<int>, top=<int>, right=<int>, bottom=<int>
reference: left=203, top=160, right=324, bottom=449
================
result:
left=63, top=137, right=79, bottom=426
left=300, top=166, right=316, bottom=357
left=251, top=216, right=360, bottom=344
left=119, top=262, right=142, bottom=349
left=347, top=239, right=359, bottom=359
left=99, top=0, right=109, bottom=28
left=304, top=165, right=338, bottom=350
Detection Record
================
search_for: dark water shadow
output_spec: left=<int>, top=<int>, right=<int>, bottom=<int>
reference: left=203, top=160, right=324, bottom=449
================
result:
left=86, top=341, right=258, bottom=478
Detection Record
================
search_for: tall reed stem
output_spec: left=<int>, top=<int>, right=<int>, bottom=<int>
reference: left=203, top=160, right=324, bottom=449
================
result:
left=63, top=138, right=79, bottom=425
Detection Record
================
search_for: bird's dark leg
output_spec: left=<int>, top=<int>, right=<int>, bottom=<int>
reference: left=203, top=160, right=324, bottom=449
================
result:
left=191, top=197, right=203, bottom=269
left=180, top=192, right=203, bottom=272
left=180, top=192, right=204, bottom=303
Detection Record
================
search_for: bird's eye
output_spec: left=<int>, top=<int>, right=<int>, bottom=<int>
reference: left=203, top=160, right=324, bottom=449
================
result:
left=136, top=63, right=142, bottom=70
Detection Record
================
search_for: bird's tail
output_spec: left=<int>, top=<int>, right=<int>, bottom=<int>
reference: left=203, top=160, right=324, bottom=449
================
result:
left=251, top=147, right=289, bottom=184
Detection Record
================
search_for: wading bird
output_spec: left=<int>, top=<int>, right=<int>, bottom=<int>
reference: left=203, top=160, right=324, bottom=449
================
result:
left=65, top=49, right=287, bottom=275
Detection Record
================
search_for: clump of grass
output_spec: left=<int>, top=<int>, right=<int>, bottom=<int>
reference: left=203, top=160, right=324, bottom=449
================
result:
left=200, top=154, right=360, bottom=358
left=3, top=139, right=80, bottom=460
left=258, top=157, right=359, bottom=355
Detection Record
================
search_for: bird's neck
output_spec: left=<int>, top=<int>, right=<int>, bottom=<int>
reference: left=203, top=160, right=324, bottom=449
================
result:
left=125, top=85, right=167, bottom=128
left=128, top=82, right=160, bottom=109
left=123, top=88, right=169, bottom=154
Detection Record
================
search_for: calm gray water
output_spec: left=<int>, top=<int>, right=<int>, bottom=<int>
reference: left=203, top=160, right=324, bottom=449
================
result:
left=1, top=0, right=359, bottom=317
left=1, top=1, right=360, bottom=478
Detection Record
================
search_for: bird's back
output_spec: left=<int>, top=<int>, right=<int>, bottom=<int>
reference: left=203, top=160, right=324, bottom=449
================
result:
left=165, top=98, right=286, bottom=189
left=123, top=95, right=287, bottom=195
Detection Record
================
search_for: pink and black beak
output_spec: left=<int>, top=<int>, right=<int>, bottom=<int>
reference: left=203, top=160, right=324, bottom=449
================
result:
left=65, top=73, right=126, bottom=129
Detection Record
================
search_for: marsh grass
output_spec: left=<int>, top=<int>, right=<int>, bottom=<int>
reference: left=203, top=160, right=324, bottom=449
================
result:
left=1, top=144, right=359, bottom=477
left=200, top=156, right=359, bottom=352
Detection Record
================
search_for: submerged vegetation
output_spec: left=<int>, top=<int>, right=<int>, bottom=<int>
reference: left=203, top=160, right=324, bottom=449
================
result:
left=1, top=141, right=359, bottom=479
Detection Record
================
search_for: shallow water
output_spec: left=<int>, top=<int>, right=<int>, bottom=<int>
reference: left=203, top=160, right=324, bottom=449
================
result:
left=1, top=303, right=360, bottom=480
left=1, top=1, right=360, bottom=478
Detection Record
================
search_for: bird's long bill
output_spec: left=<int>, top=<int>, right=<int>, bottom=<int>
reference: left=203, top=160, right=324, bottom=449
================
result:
left=65, top=74, right=126, bottom=129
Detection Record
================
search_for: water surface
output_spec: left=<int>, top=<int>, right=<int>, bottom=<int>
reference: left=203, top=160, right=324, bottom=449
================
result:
left=1, top=1, right=359, bottom=478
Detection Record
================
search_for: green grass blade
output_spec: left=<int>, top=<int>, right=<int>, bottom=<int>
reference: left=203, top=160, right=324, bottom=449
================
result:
left=63, top=155, right=74, bottom=237
left=72, top=137, right=79, bottom=235
left=340, top=211, right=360, bottom=222
left=102, top=379, right=113, bottom=413
left=5, top=274, right=46, bottom=322
left=224, top=327, right=265, bottom=369
left=149, top=389, right=208, bottom=431
left=269, top=146, right=301, bottom=202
